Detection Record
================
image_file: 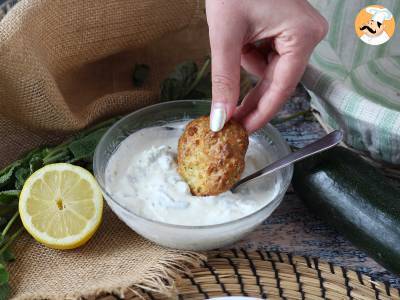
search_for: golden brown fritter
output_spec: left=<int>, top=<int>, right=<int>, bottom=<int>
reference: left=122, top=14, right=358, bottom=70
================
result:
left=177, top=116, right=249, bottom=196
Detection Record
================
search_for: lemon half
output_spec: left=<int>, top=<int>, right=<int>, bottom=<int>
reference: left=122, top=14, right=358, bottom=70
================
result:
left=19, top=163, right=103, bottom=249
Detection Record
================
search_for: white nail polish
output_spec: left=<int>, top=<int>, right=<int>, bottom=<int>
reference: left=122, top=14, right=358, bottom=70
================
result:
left=210, top=107, right=226, bottom=132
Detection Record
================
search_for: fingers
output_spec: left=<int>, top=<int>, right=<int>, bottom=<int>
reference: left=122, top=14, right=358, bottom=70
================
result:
left=235, top=42, right=274, bottom=120
left=205, top=0, right=328, bottom=132
left=241, top=44, right=267, bottom=78
left=241, top=40, right=274, bottom=78
left=241, top=51, right=309, bottom=133
left=237, top=20, right=326, bottom=132
left=233, top=80, right=264, bottom=121
left=206, top=0, right=245, bottom=131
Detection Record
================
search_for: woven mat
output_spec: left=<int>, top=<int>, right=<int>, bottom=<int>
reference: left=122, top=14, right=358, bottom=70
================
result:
left=93, top=250, right=399, bottom=300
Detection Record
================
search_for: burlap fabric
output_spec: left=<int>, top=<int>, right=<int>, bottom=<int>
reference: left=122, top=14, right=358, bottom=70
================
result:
left=0, top=0, right=209, bottom=298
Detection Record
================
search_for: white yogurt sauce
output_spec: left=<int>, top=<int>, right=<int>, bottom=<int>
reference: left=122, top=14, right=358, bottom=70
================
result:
left=105, top=121, right=281, bottom=226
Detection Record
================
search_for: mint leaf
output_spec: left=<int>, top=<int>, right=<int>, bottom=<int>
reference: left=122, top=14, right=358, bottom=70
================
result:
left=43, top=151, right=71, bottom=165
left=1, top=250, right=14, bottom=263
left=72, top=117, right=120, bottom=140
left=160, top=61, right=198, bottom=101
left=133, top=64, right=150, bottom=87
left=14, top=168, right=30, bottom=190
left=68, top=127, right=108, bottom=162
left=0, top=204, right=18, bottom=220
left=0, top=162, right=21, bottom=190
left=0, top=191, right=19, bottom=205
left=0, top=282, right=9, bottom=300
left=187, top=72, right=212, bottom=99
left=0, top=265, right=8, bottom=286
left=29, top=156, right=43, bottom=173
left=27, top=147, right=49, bottom=172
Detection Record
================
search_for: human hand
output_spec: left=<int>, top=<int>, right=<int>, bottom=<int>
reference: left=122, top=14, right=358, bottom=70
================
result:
left=206, top=0, right=328, bottom=132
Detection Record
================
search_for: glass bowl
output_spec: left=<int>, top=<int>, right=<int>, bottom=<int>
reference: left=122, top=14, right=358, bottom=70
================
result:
left=93, top=100, right=292, bottom=250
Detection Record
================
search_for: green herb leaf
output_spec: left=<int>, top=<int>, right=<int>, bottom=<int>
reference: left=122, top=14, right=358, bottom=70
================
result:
left=160, top=78, right=183, bottom=101
left=0, top=282, right=10, bottom=300
left=1, top=249, right=14, bottom=263
left=43, top=151, right=72, bottom=165
left=0, top=219, right=7, bottom=230
left=159, top=57, right=254, bottom=103
left=73, top=117, right=120, bottom=140
left=0, top=256, right=11, bottom=299
left=169, top=61, right=198, bottom=83
left=160, top=61, right=198, bottom=101
left=132, top=64, right=150, bottom=87
left=0, top=162, right=21, bottom=190
left=186, top=72, right=212, bottom=99
left=14, top=168, right=30, bottom=190
left=0, top=204, right=18, bottom=220
left=68, top=127, right=108, bottom=162
left=29, top=155, right=43, bottom=174
left=0, top=265, right=8, bottom=286
left=0, top=191, right=19, bottom=205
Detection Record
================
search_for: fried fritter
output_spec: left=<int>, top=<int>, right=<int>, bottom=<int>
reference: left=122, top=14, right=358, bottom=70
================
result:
left=177, top=116, right=249, bottom=196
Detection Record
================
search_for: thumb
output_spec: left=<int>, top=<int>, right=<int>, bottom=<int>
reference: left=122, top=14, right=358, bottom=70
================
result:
left=208, top=30, right=242, bottom=132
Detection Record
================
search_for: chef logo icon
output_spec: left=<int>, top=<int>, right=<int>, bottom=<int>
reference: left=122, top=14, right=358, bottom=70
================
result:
left=355, top=5, right=395, bottom=46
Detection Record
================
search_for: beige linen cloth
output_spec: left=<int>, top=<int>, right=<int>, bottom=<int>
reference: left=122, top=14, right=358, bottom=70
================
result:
left=0, top=0, right=210, bottom=299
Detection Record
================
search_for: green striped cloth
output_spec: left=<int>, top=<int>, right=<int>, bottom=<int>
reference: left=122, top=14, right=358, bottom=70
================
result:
left=303, top=0, right=400, bottom=164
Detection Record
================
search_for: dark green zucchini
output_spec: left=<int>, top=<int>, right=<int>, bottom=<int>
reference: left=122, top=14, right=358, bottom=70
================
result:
left=292, top=146, right=400, bottom=274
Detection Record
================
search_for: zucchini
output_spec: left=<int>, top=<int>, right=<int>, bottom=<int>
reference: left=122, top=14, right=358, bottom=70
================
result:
left=292, top=146, right=400, bottom=274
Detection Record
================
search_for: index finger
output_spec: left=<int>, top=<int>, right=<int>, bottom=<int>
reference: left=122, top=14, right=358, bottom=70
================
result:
left=206, top=0, right=245, bottom=131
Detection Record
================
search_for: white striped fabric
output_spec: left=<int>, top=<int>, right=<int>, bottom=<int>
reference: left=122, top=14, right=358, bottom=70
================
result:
left=303, top=0, right=400, bottom=164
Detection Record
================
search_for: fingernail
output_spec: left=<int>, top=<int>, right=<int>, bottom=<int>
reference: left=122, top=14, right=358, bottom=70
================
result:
left=210, top=106, right=226, bottom=132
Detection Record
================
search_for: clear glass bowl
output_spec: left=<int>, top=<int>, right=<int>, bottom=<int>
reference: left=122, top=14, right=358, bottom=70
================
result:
left=93, top=100, right=293, bottom=250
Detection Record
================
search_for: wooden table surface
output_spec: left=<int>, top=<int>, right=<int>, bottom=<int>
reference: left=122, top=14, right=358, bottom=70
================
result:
left=1, top=0, right=399, bottom=290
